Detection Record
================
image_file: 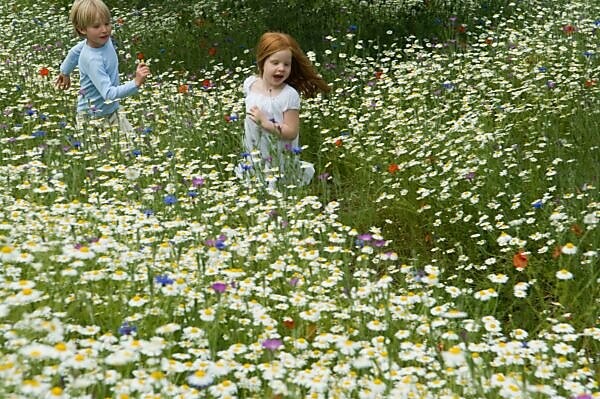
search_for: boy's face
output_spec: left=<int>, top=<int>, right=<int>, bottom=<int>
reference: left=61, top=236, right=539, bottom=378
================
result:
left=80, top=19, right=112, bottom=48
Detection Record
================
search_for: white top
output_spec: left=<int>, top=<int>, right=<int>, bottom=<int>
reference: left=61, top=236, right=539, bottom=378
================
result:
left=243, top=75, right=301, bottom=160
left=241, top=75, right=314, bottom=186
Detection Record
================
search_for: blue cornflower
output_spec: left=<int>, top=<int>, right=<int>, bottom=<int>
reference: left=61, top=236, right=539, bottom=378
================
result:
left=118, top=322, right=137, bottom=336
left=292, top=146, right=302, bottom=155
left=537, top=66, right=547, bottom=73
left=188, top=190, right=198, bottom=198
left=413, top=269, right=426, bottom=282
left=215, top=239, right=226, bottom=250
left=142, top=208, right=154, bottom=217
left=143, top=127, right=152, bottom=134
left=32, top=130, right=46, bottom=138
left=442, top=82, right=454, bottom=90
left=532, top=199, right=543, bottom=209
left=164, top=195, right=177, bottom=205
left=131, top=148, right=142, bottom=156
left=155, top=275, right=174, bottom=286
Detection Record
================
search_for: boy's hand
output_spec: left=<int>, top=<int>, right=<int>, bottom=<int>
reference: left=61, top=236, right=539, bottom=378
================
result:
left=134, top=63, right=151, bottom=87
left=55, top=73, right=71, bottom=90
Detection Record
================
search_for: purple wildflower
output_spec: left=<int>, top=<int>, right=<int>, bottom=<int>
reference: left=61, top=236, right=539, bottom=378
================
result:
left=261, top=338, right=283, bottom=351
left=211, top=282, right=227, bottom=293
left=192, top=176, right=205, bottom=187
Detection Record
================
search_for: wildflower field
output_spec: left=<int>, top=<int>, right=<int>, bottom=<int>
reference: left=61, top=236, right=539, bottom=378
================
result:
left=0, top=0, right=599, bottom=398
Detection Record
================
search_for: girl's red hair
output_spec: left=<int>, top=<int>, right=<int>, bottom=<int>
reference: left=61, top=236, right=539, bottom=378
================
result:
left=256, top=32, right=330, bottom=98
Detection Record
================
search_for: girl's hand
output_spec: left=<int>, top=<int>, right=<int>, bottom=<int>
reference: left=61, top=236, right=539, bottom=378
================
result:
left=134, top=63, right=151, bottom=87
left=55, top=73, right=71, bottom=90
left=247, top=105, right=266, bottom=126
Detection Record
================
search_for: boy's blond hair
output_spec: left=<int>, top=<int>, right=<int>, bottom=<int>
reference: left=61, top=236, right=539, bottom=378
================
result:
left=69, top=0, right=111, bottom=36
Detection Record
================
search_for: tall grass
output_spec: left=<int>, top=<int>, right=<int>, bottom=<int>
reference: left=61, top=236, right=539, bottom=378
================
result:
left=0, top=0, right=598, bottom=397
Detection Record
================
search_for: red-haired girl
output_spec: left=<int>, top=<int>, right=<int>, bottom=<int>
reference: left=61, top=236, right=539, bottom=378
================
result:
left=243, top=32, right=330, bottom=187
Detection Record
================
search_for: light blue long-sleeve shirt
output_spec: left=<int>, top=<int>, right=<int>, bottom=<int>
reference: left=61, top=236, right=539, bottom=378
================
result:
left=60, top=38, right=138, bottom=117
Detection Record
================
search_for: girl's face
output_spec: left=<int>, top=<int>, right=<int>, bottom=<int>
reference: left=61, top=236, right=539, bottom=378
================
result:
left=80, top=18, right=112, bottom=48
left=262, top=49, right=292, bottom=89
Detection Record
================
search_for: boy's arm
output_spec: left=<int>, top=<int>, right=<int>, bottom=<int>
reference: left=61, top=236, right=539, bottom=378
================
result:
left=60, top=40, right=85, bottom=75
left=56, top=40, right=84, bottom=90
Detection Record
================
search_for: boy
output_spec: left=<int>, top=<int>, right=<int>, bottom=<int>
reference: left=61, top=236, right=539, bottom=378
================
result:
left=56, top=0, right=150, bottom=135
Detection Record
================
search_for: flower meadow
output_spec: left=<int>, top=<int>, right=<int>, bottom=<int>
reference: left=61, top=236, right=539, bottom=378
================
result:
left=0, top=0, right=599, bottom=398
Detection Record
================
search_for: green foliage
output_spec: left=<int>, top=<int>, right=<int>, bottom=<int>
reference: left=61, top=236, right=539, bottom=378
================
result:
left=0, top=0, right=599, bottom=396
left=98, top=0, right=515, bottom=73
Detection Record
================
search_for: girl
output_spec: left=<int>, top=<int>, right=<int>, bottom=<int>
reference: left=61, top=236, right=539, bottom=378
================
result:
left=243, top=32, right=330, bottom=187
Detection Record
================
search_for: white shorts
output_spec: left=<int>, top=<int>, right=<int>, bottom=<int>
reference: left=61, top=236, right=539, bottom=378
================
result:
left=76, top=110, right=133, bottom=134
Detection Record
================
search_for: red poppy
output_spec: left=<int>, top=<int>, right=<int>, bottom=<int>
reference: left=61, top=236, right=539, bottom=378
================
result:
left=563, top=24, right=576, bottom=35
left=552, top=245, right=562, bottom=259
left=208, top=47, right=217, bottom=56
left=424, top=233, right=432, bottom=244
left=334, top=138, right=343, bottom=147
left=457, top=25, right=466, bottom=33
left=178, top=84, right=188, bottom=94
left=202, top=79, right=212, bottom=89
left=283, top=318, right=295, bottom=329
left=388, top=163, right=399, bottom=174
left=513, top=250, right=528, bottom=270
left=136, top=52, right=144, bottom=60
left=584, top=79, right=596, bottom=88
left=374, top=70, right=383, bottom=79
left=116, top=18, right=124, bottom=25
left=570, top=223, right=583, bottom=237
left=39, top=67, right=49, bottom=77
left=485, top=38, right=493, bottom=45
